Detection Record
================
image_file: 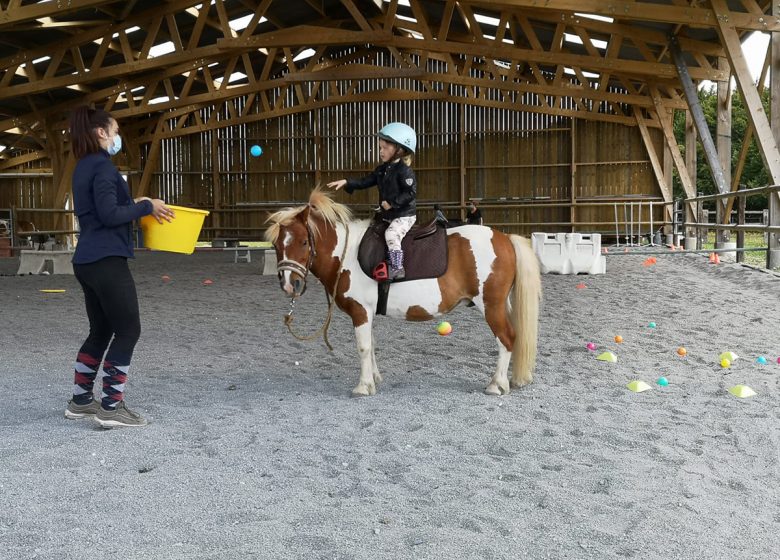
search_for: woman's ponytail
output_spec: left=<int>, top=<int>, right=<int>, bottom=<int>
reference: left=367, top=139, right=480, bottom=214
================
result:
left=69, top=106, right=113, bottom=159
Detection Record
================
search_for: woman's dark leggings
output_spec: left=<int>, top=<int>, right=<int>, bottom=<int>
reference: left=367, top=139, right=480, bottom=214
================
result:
left=72, top=256, right=141, bottom=409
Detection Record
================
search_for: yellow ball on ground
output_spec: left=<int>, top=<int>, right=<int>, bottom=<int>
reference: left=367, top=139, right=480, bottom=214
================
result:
left=720, top=358, right=731, bottom=368
left=436, top=321, right=452, bottom=336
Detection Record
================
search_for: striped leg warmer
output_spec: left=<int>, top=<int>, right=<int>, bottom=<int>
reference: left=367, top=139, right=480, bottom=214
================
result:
left=72, top=352, right=101, bottom=405
left=101, top=361, right=129, bottom=410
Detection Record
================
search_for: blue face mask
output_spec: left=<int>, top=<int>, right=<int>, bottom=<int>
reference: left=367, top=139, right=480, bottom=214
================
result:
left=107, top=133, right=122, bottom=156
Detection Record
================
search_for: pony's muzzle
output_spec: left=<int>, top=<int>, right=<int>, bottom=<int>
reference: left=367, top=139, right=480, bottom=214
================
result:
left=291, top=277, right=304, bottom=295
left=278, top=270, right=305, bottom=296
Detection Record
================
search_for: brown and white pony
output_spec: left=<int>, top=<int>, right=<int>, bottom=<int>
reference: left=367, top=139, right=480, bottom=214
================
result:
left=265, top=188, right=541, bottom=397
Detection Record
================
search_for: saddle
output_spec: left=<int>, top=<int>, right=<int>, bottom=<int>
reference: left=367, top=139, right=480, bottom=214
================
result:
left=357, top=218, right=448, bottom=282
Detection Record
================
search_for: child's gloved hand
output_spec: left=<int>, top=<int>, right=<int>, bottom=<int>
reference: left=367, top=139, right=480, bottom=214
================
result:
left=380, top=201, right=391, bottom=210
left=327, top=179, right=347, bottom=190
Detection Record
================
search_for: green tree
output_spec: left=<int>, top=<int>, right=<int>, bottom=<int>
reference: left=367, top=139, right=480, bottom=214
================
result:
left=672, top=85, right=769, bottom=210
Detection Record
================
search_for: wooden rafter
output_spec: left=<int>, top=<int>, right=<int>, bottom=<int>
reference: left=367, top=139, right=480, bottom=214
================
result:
left=0, top=0, right=773, bottom=173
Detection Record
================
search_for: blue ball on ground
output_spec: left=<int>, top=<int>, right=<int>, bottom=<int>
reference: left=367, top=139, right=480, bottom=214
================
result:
left=657, top=376, right=669, bottom=386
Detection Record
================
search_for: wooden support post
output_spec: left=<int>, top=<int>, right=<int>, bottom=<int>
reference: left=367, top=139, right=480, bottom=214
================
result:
left=716, top=56, right=732, bottom=244
left=770, top=1, right=780, bottom=268
left=684, top=110, right=698, bottom=240
left=736, top=192, right=745, bottom=264
left=646, top=90, right=695, bottom=229
left=314, top=109, right=322, bottom=187
left=712, top=0, right=780, bottom=184
left=211, top=131, right=221, bottom=240
left=770, top=189, right=780, bottom=268
left=635, top=109, right=669, bottom=211
left=663, top=135, right=673, bottom=235
left=727, top=45, right=770, bottom=219
left=459, top=103, right=466, bottom=222
left=668, top=36, right=730, bottom=199
left=570, top=117, right=577, bottom=232
left=137, top=116, right=166, bottom=199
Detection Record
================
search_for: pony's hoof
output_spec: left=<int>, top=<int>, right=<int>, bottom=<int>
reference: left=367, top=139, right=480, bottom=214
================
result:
left=484, top=382, right=509, bottom=396
left=373, top=371, right=383, bottom=384
left=510, top=378, right=532, bottom=389
left=351, top=384, right=376, bottom=397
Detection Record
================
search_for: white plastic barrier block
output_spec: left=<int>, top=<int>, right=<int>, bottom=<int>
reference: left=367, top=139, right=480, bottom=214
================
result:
left=17, top=250, right=74, bottom=275
left=262, top=249, right=277, bottom=275
left=566, top=233, right=606, bottom=275
left=531, top=232, right=572, bottom=274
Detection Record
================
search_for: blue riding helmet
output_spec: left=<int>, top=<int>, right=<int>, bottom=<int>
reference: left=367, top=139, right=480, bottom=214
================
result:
left=378, top=122, right=417, bottom=154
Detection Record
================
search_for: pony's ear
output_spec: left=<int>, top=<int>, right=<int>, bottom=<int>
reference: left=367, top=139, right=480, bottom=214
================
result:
left=298, top=205, right=311, bottom=224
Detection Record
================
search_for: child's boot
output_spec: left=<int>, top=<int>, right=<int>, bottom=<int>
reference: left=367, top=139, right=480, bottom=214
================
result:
left=388, top=249, right=406, bottom=280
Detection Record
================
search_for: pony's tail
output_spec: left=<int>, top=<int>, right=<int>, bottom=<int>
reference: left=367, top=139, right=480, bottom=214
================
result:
left=508, top=235, right=541, bottom=387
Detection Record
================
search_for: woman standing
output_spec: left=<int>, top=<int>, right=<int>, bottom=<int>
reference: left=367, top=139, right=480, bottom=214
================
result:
left=64, top=106, right=173, bottom=428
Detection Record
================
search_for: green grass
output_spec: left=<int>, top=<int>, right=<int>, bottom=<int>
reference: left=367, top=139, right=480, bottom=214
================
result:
left=698, top=231, right=775, bottom=269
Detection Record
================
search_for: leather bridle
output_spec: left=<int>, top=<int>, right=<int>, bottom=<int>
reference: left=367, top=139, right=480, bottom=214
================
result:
left=275, top=222, right=317, bottom=296
left=277, top=216, right=350, bottom=351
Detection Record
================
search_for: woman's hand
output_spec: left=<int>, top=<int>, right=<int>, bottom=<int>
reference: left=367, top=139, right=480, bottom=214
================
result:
left=150, top=199, right=175, bottom=224
left=327, top=179, right=347, bottom=190
left=380, top=200, right=391, bottom=210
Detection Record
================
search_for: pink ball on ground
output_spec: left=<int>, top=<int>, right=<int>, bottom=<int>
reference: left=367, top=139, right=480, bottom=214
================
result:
left=586, top=342, right=597, bottom=351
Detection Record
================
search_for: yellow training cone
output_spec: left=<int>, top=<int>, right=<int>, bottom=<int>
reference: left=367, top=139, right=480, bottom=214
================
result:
left=719, top=351, right=739, bottom=362
left=728, top=385, right=756, bottom=398
left=627, top=380, right=652, bottom=393
left=596, top=351, right=617, bottom=363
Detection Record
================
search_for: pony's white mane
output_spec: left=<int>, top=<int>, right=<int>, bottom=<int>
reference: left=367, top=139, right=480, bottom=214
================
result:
left=264, top=186, right=353, bottom=243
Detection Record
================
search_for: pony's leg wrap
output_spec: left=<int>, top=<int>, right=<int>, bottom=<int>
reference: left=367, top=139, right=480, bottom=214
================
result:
left=484, top=338, right=512, bottom=395
left=351, top=322, right=377, bottom=397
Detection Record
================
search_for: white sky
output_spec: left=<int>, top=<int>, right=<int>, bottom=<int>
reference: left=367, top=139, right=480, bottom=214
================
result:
left=742, top=31, right=770, bottom=83
left=700, top=31, right=769, bottom=91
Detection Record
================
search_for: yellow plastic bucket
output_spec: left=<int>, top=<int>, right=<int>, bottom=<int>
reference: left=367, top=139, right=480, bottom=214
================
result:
left=140, top=205, right=209, bottom=254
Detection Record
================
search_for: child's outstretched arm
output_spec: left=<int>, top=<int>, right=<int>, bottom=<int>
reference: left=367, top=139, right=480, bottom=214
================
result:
left=328, top=170, right=380, bottom=194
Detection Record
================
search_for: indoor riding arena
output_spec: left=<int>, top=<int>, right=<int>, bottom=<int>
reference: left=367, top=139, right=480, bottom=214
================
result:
left=1, top=1, right=779, bottom=559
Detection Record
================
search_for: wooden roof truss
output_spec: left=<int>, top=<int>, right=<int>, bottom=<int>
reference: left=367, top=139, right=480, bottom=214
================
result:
left=0, top=0, right=776, bottom=196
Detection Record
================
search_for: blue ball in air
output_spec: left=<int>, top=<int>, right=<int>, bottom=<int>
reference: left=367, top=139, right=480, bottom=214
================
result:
left=250, top=145, right=263, bottom=157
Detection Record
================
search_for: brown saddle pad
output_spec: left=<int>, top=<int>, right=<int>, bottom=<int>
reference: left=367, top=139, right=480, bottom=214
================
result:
left=357, top=218, right=448, bottom=281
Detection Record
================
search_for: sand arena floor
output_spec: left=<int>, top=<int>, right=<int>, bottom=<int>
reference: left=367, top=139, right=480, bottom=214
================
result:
left=0, top=250, right=778, bottom=559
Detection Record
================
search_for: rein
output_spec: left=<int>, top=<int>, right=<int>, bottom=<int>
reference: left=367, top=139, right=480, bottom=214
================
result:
left=282, top=220, right=350, bottom=351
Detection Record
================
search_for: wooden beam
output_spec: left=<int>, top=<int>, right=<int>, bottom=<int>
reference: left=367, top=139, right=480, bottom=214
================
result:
left=712, top=0, right=780, bottom=184
left=668, top=35, right=729, bottom=196
left=649, top=86, right=700, bottom=228
left=728, top=44, right=770, bottom=218
left=137, top=116, right=166, bottom=198
left=477, top=0, right=780, bottom=32
left=0, top=0, right=115, bottom=28
left=220, top=29, right=728, bottom=81
left=0, top=41, right=255, bottom=100
left=684, top=110, right=698, bottom=238
left=716, top=55, right=732, bottom=239
left=635, top=109, right=670, bottom=204
left=770, top=0, right=780, bottom=268
left=0, top=0, right=207, bottom=69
